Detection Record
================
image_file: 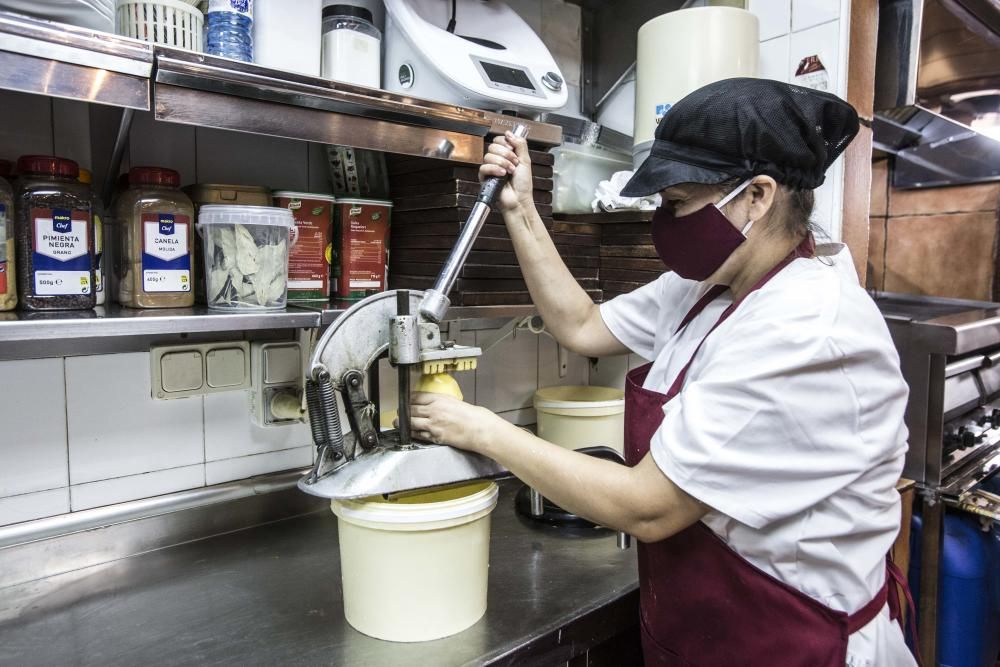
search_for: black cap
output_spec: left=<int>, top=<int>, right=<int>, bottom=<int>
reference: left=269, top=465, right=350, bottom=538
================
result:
left=323, top=4, right=374, bottom=23
left=621, top=78, right=860, bottom=197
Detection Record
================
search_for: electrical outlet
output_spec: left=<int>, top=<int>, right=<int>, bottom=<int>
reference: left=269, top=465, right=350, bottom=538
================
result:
left=151, top=342, right=251, bottom=400
left=250, top=341, right=305, bottom=427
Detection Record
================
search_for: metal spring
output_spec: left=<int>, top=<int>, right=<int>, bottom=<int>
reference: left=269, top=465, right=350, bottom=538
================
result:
left=305, top=378, right=329, bottom=448
left=315, top=372, right=345, bottom=457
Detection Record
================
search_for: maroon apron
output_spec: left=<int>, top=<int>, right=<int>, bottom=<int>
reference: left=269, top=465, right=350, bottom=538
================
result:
left=625, top=244, right=912, bottom=666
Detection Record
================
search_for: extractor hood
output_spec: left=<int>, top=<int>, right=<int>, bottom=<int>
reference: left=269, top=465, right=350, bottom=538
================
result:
left=873, top=0, right=1000, bottom=188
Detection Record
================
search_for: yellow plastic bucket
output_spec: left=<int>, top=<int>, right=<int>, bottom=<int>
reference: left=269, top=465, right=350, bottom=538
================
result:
left=534, top=386, right=625, bottom=454
left=330, top=481, right=499, bottom=642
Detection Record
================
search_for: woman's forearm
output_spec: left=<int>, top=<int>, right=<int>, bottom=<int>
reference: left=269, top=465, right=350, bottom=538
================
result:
left=503, top=202, right=624, bottom=356
left=479, top=418, right=706, bottom=543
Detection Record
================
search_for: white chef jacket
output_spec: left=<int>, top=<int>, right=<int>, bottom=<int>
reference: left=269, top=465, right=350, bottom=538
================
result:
left=600, top=244, right=915, bottom=666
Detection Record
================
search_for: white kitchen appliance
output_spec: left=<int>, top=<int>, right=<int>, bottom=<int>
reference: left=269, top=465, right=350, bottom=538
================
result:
left=382, top=0, right=568, bottom=113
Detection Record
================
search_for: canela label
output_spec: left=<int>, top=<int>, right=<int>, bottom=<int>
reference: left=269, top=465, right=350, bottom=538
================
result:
left=142, top=213, right=191, bottom=293
left=32, top=207, right=91, bottom=296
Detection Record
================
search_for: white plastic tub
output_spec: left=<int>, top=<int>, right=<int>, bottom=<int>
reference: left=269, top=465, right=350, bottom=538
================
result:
left=551, top=143, right=632, bottom=215
left=331, top=481, right=499, bottom=642
left=197, top=205, right=292, bottom=311
left=534, top=386, right=626, bottom=454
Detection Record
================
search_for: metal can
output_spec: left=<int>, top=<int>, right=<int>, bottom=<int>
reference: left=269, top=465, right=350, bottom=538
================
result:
left=333, top=198, right=392, bottom=300
left=273, top=191, right=336, bottom=301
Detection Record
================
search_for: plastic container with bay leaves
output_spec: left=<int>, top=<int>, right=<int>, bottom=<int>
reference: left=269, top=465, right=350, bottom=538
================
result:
left=198, top=205, right=292, bottom=310
left=116, top=167, right=196, bottom=308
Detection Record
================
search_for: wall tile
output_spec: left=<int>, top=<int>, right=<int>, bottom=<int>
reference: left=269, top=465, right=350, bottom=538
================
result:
left=0, top=359, right=68, bottom=498
left=195, top=128, right=308, bottom=191
left=749, top=0, right=791, bottom=40
left=497, top=407, right=537, bottom=427
left=0, top=90, right=53, bottom=159
left=884, top=212, right=998, bottom=301
left=205, top=446, right=313, bottom=485
left=813, top=155, right=843, bottom=241
left=788, top=20, right=840, bottom=96
left=66, top=353, right=204, bottom=484
left=538, top=335, right=588, bottom=389
left=70, top=464, right=204, bottom=511
left=475, top=328, right=538, bottom=413
left=870, top=160, right=889, bottom=216
left=204, top=391, right=311, bottom=461
left=129, top=111, right=197, bottom=184
left=867, top=216, right=887, bottom=291
left=888, top=182, right=1000, bottom=217
left=0, top=488, right=69, bottom=527
left=627, top=354, right=648, bottom=371
left=792, top=0, right=840, bottom=32
left=759, top=36, right=791, bottom=83
left=52, top=99, right=92, bottom=170
left=588, top=354, right=629, bottom=391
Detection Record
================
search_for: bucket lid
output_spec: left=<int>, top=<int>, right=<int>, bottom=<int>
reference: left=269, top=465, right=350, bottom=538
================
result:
left=331, top=480, right=498, bottom=526
left=197, top=205, right=294, bottom=227
left=273, top=191, right=337, bottom=202
left=534, top=385, right=625, bottom=410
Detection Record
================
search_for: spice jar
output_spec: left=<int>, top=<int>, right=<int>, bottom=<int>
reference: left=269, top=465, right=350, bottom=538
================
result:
left=116, top=167, right=195, bottom=309
left=14, top=155, right=95, bottom=311
left=0, top=162, right=15, bottom=311
left=78, top=168, right=106, bottom=306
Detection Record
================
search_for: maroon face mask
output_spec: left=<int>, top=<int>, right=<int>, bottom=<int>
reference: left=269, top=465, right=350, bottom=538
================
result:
left=651, top=179, right=754, bottom=281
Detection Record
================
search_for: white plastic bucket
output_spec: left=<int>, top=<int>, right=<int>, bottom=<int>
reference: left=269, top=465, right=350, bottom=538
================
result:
left=534, top=386, right=626, bottom=455
left=331, top=481, right=499, bottom=642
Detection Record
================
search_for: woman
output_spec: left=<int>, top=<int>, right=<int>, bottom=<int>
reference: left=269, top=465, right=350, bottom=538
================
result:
left=410, top=78, right=915, bottom=666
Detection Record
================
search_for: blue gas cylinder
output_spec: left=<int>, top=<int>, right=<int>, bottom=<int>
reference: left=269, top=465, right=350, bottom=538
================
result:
left=909, top=507, right=1000, bottom=667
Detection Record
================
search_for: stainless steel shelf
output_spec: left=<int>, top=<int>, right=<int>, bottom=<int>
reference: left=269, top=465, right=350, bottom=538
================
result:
left=0, top=303, right=538, bottom=359
left=0, top=11, right=152, bottom=110
left=0, top=12, right=562, bottom=158
left=0, top=304, right=320, bottom=342
left=152, top=48, right=562, bottom=162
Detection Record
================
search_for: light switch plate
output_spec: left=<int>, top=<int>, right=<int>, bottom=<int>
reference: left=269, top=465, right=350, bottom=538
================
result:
left=151, top=342, right=251, bottom=399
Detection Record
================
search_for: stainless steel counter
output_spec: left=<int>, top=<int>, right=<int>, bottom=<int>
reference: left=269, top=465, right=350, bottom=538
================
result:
left=0, top=479, right=638, bottom=666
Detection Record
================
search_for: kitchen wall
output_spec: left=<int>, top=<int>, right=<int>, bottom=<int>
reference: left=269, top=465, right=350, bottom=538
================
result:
left=748, top=0, right=851, bottom=242
left=0, top=1, right=605, bottom=531
left=867, top=159, right=1000, bottom=300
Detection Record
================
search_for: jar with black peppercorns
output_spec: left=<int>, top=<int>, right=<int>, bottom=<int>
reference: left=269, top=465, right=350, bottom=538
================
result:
left=14, top=156, right=95, bottom=310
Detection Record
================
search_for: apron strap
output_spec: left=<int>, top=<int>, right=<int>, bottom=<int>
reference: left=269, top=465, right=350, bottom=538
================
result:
left=887, top=556, right=924, bottom=666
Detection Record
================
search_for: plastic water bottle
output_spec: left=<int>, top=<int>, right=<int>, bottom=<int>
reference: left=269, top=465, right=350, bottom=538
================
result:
left=206, top=0, right=254, bottom=62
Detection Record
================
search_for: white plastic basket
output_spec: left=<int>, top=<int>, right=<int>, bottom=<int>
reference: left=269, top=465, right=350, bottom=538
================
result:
left=116, top=0, right=203, bottom=51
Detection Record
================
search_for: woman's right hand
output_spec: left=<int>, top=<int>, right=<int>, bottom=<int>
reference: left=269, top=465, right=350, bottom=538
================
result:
left=480, top=131, right=535, bottom=213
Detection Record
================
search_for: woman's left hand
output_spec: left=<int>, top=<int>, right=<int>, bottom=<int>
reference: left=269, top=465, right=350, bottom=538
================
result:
left=409, top=392, right=507, bottom=454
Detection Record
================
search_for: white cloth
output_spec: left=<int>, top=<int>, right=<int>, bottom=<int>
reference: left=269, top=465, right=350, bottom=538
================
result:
left=592, top=171, right=661, bottom=212
left=600, top=244, right=915, bottom=666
